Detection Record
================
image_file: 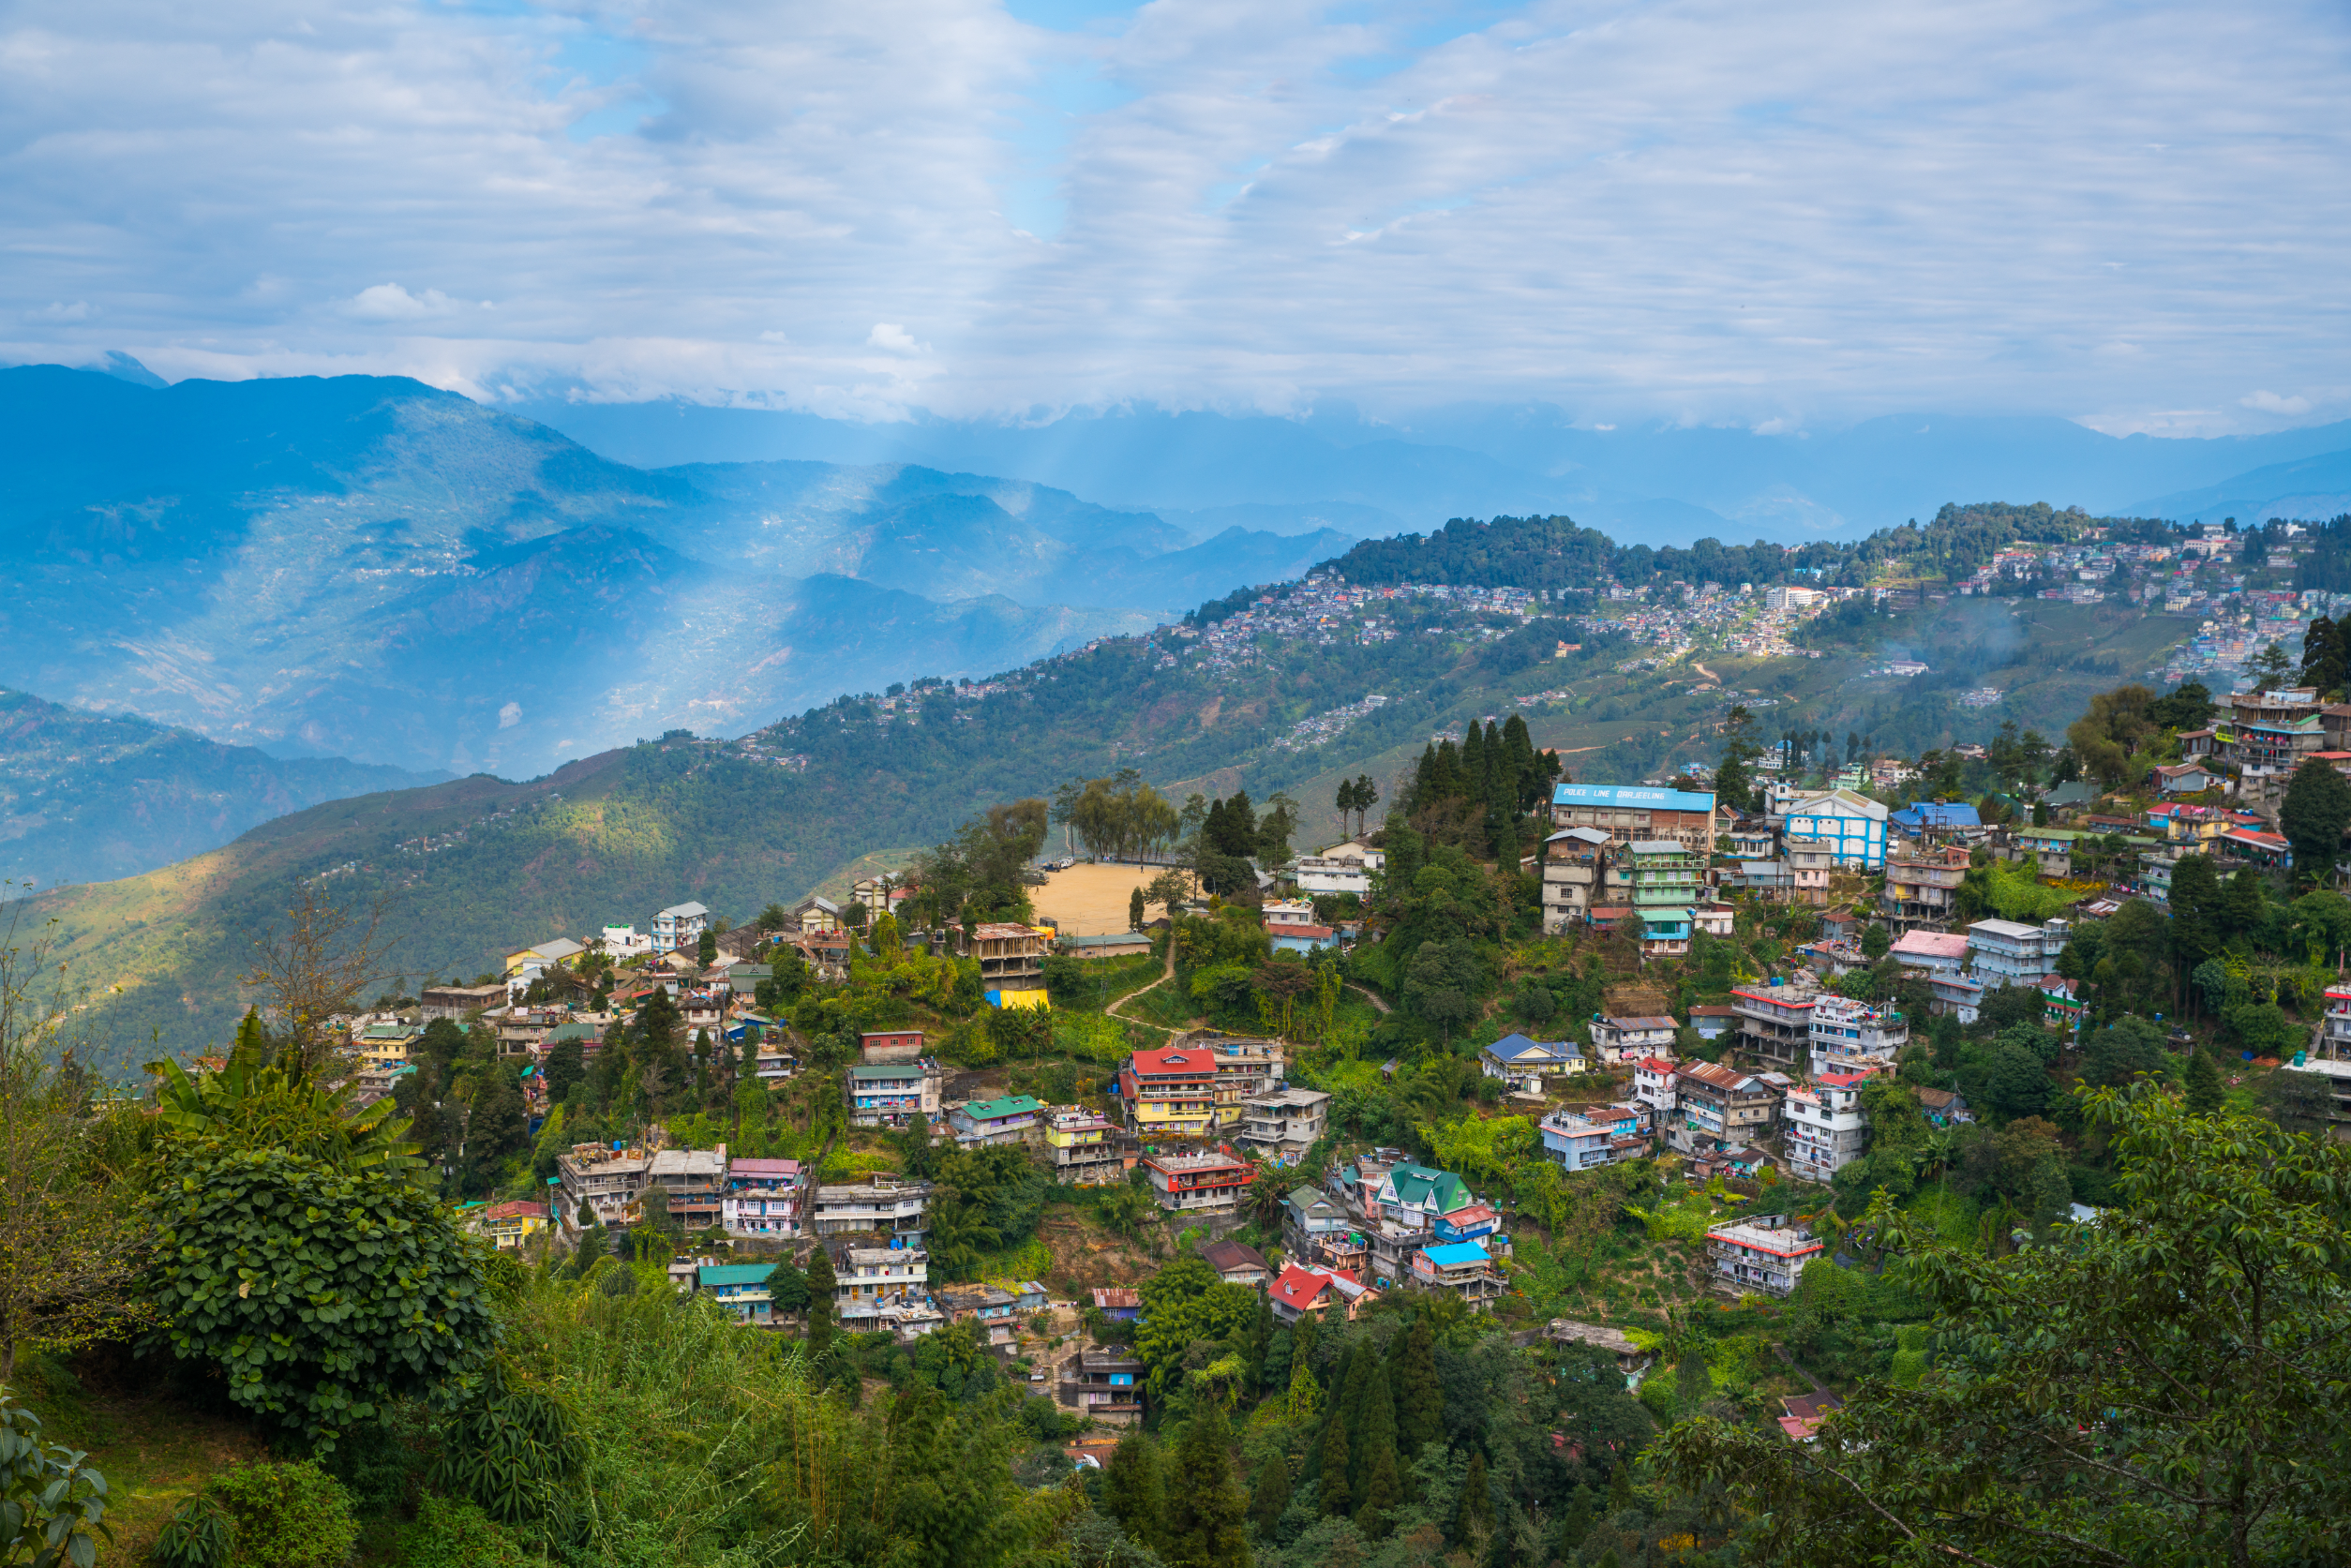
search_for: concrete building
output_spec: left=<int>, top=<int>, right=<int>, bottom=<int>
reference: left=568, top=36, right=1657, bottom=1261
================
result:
left=1968, top=918, right=2067, bottom=988
left=1479, top=1034, right=1581, bottom=1094
left=1807, top=994, right=1908, bottom=1077
left=831, top=1237, right=931, bottom=1336
left=1236, top=1087, right=1331, bottom=1162
left=1730, top=985, right=1815, bottom=1069
left=1631, top=1054, right=1680, bottom=1116
left=1142, top=1148, right=1251, bottom=1214
left=1783, top=1074, right=1872, bottom=1185
left=721, top=1157, right=800, bottom=1237
left=804, top=1178, right=931, bottom=1239
left=948, top=1095, right=1043, bottom=1149
left=1540, top=826, right=1610, bottom=934
left=971, top=922, right=1049, bottom=1008
left=1042, top=1105, right=1130, bottom=1185
left=1881, top=845, right=1971, bottom=933
left=1670, top=1063, right=1780, bottom=1157
left=1549, top=781, right=1719, bottom=855
left=846, top=1059, right=946, bottom=1127
left=651, top=902, right=710, bottom=954
left=1069, top=1351, right=1146, bottom=1425
left=1412, top=1241, right=1505, bottom=1311
left=1704, top=1217, right=1824, bottom=1297
left=1781, top=789, right=1890, bottom=871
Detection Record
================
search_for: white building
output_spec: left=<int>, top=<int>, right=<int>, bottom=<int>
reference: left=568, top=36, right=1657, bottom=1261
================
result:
left=1631, top=1054, right=1680, bottom=1116
left=1967, top=918, right=2068, bottom=989
left=651, top=902, right=711, bottom=954
left=600, top=923, right=652, bottom=957
left=1782, top=1075, right=1871, bottom=1185
left=1588, top=1014, right=1679, bottom=1065
left=1807, top=994, right=1908, bottom=1077
left=1782, top=789, right=1890, bottom=871
left=1288, top=856, right=1374, bottom=895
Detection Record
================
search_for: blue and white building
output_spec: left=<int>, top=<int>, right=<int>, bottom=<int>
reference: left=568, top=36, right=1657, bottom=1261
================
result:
left=1781, top=789, right=1889, bottom=871
left=1550, top=782, right=1718, bottom=854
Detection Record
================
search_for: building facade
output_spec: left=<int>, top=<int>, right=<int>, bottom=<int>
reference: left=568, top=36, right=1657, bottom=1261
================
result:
left=1549, top=782, right=1719, bottom=855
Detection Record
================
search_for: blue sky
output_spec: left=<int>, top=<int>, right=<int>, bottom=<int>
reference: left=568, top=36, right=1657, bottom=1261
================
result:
left=0, top=0, right=2345, bottom=434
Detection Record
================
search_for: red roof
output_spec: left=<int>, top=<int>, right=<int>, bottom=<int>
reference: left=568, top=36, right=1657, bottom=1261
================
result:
left=1272, top=924, right=1338, bottom=939
left=1635, top=1055, right=1679, bottom=1074
left=729, top=1158, right=800, bottom=1175
left=1127, top=1046, right=1220, bottom=1079
left=1270, top=1263, right=1335, bottom=1308
left=484, top=1201, right=547, bottom=1220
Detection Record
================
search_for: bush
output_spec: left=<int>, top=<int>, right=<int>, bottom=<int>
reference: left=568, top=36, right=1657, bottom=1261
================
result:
left=206, top=1460, right=358, bottom=1568
left=149, top=1495, right=233, bottom=1568
left=395, top=1495, right=528, bottom=1568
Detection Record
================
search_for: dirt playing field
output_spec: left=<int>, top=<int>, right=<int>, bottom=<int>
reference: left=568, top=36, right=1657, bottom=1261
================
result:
left=1034, top=862, right=1162, bottom=935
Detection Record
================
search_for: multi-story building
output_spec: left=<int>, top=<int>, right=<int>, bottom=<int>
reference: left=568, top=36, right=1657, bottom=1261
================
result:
left=1068, top=1351, right=1146, bottom=1426
left=1118, top=1045, right=1220, bottom=1139
left=1632, top=1054, right=1680, bottom=1116
left=971, top=922, right=1049, bottom=1008
left=721, top=1157, right=800, bottom=1237
left=1540, top=827, right=1611, bottom=934
left=1781, top=789, right=1890, bottom=871
left=1589, top=1015, right=1678, bottom=1064
left=1282, top=1184, right=1352, bottom=1260
left=1622, top=839, right=1705, bottom=954
left=1670, top=1062, right=1780, bottom=1157
left=638, top=1148, right=727, bottom=1231
left=1807, top=994, right=1908, bottom=1077
left=1141, top=1149, right=1251, bottom=1214
left=1411, top=1241, right=1505, bottom=1311
left=1549, top=782, right=1719, bottom=855
left=947, top=1095, right=1043, bottom=1149
left=2209, top=687, right=2329, bottom=788
left=2018, top=828, right=2075, bottom=878
left=1704, top=1217, right=1824, bottom=1297
left=556, top=1143, right=654, bottom=1230
left=651, top=901, right=711, bottom=954
left=846, top=1059, right=945, bottom=1127
left=1730, top=985, right=1815, bottom=1069
left=1968, top=918, right=2068, bottom=988
left=470, top=1201, right=549, bottom=1250
left=803, top=1178, right=931, bottom=1239
left=2282, top=983, right=2351, bottom=1139
left=1041, top=1105, right=1130, bottom=1185
left=1236, top=1087, right=1331, bottom=1162
left=695, top=1263, right=778, bottom=1326
left=1371, top=1161, right=1474, bottom=1228
left=830, top=1237, right=930, bottom=1334
left=420, top=983, right=507, bottom=1023
left=1881, top=844, right=1970, bottom=932
left=859, top=1029, right=927, bottom=1063
left=936, top=1285, right=1022, bottom=1350
left=1539, top=1108, right=1631, bottom=1172
left=1782, top=1075, right=1871, bottom=1185
left=1784, top=835, right=1834, bottom=907
left=1268, top=1262, right=1378, bottom=1324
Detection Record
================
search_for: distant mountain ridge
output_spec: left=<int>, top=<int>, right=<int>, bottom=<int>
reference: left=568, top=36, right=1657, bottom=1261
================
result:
left=0, top=366, right=1349, bottom=779
left=512, top=396, right=2351, bottom=545
left=0, top=687, right=447, bottom=891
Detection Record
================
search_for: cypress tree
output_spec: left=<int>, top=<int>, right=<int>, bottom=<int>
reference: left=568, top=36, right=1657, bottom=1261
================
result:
left=1460, top=724, right=1487, bottom=801
left=1351, top=1349, right=1401, bottom=1534
left=1501, top=714, right=1537, bottom=809
left=2184, top=1047, right=2224, bottom=1115
left=1394, top=1317, right=1443, bottom=1456
left=1168, top=1399, right=1250, bottom=1568
left=1317, top=1407, right=1352, bottom=1516
left=1454, top=1451, right=1491, bottom=1546
left=803, top=1243, right=838, bottom=1358
left=1104, top=1431, right=1170, bottom=1555
left=1606, top=1457, right=1635, bottom=1514
left=1247, top=1453, right=1290, bottom=1539
left=1433, top=739, right=1465, bottom=802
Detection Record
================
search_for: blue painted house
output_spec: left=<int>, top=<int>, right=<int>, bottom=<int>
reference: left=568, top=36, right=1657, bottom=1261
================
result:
left=1783, top=789, right=1889, bottom=870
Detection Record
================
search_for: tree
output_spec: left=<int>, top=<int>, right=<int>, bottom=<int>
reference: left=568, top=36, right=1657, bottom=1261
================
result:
left=1102, top=1432, right=1169, bottom=1556
left=1659, top=1084, right=2351, bottom=1567
left=2148, top=680, right=2216, bottom=733
left=2302, top=616, right=2348, bottom=698
left=1165, top=1399, right=1250, bottom=1568
left=140, top=1145, right=496, bottom=1451
left=0, top=1390, right=112, bottom=1568
left=1402, top=938, right=1482, bottom=1040
left=1454, top=1451, right=1492, bottom=1548
left=803, top=1243, right=837, bottom=1357
left=2082, top=1015, right=2165, bottom=1088
left=241, top=883, right=397, bottom=1081
left=2183, top=1047, right=2224, bottom=1115
left=1393, top=1316, right=1443, bottom=1456
left=2280, top=757, right=2351, bottom=884
left=1247, top=1455, right=1289, bottom=1540
left=696, top=927, right=719, bottom=966
left=1130, top=887, right=1147, bottom=933
left=2248, top=639, right=2295, bottom=693
left=1860, top=921, right=1891, bottom=960
left=1350, top=1351, right=1401, bottom=1536
left=2066, top=686, right=2159, bottom=789
left=545, top=1038, right=586, bottom=1105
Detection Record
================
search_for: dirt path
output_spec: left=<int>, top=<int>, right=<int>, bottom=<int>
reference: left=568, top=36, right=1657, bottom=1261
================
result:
left=1346, top=981, right=1392, bottom=1014
left=1107, top=945, right=1178, bottom=1022
left=1692, top=660, right=1720, bottom=683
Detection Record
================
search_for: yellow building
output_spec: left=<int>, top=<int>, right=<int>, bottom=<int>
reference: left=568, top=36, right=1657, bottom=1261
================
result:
left=468, top=1201, right=551, bottom=1250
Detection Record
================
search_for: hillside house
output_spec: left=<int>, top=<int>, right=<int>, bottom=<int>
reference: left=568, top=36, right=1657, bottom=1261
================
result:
left=1968, top=918, right=2067, bottom=987
left=469, top=1201, right=549, bottom=1250
left=1118, top=1045, right=1220, bottom=1139
left=1267, top=1262, right=1377, bottom=1325
left=949, top=1095, right=1043, bottom=1148
left=1372, top=1161, right=1474, bottom=1228
left=1705, top=1217, right=1823, bottom=1298
left=1069, top=1351, right=1146, bottom=1425
left=651, top=902, right=711, bottom=954
left=1783, top=1075, right=1872, bottom=1185
left=722, top=1157, right=800, bottom=1237
left=1730, top=986, right=1815, bottom=1069
left=1782, top=788, right=1890, bottom=871
left=1587, top=1014, right=1677, bottom=1064
left=1670, top=1063, right=1779, bottom=1157
left=1480, top=1033, right=1581, bottom=1094
left=1549, top=781, right=1719, bottom=855
left=804, top=1178, right=930, bottom=1239
left=421, top=983, right=506, bottom=1022
left=696, top=1262, right=778, bottom=1325
left=1142, top=1148, right=1250, bottom=1215
left=859, top=1029, right=926, bottom=1063
left=1199, top=1238, right=1273, bottom=1288
left=1043, top=1105, right=1130, bottom=1185
left=1282, top=1185, right=1351, bottom=1260
left=1808, top=994, right=1907, bottom=1077
left=831, top=1238, right=932, bottom=1336
left=1412, top=1241, right=1505, bottom=1310
left=971, top=922, right=1049, bottom=1008
left=1632, top=1055, right=1679, bottom=1115
left=846, top=1059, right=945, bottom=1127
left=936, top=1284, right=1021, bottom=1349
left=1541, top=826, right=1610, bottom=934
left=1091, top=1287, right=1142, bottom=1322
left=1236, top=1086, right=1330, bottom=1161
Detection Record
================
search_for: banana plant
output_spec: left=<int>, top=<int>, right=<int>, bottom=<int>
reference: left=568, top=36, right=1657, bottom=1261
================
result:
left=144, top=1054, right=425, bottom=1181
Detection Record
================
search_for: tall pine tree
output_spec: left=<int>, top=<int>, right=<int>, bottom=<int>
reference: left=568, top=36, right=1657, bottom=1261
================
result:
left=803, top=1243, right=838, bottom=1358
left=1394, top=1317, right=1444, bottom=1456
left=1455, top=1451, right=1492, bottom=1546
left=1104, top=1431, right=1170, bottom=1555
left=1351, top=1347, right=1402, bottom=1536
left=1167, top=1400, right=1251, bottom=1568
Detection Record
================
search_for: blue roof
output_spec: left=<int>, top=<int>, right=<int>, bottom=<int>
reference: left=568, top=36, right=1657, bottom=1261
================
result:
left=1552, top=782, right=1716, bottom=814
left=1486, top=1033, right=1577, bottom=1062
left=1894, top=801, right=1982, bottom=829
left=1422, top=1241, right=1491, bottom=1266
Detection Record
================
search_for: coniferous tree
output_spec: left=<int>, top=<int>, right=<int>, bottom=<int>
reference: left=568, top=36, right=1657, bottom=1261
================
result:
left=1130, top=887, right=1146, bottom=933
left=1167, top=1400, right=1251, bottom=1568
left=1394, top=1317, right=1444, bottom=1456
left=2184, top=1047, right=2224, bottom=1116
left=803, top=1243, right=837, bottom=1357
left=1248, top=1454, right=1290, bottom=1539
left=1104, top=1431, right=1170, bottom=1555
left=1317, top=1405, right=1352, bottom=1516
left=1351, top=1348, right=1401, bottom=1534
left=1607, top=1457, right=1635, bottom=1514
left=546, top=1037, right=586, bottom=1105
left=1455, top=1451, right=1492, bottom=1546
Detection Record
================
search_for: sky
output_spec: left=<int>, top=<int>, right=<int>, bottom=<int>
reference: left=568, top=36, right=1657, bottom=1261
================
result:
left=2, top=0, right=2346, bottom=435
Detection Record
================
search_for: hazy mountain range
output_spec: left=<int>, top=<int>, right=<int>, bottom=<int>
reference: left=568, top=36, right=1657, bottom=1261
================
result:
left=0, top=366, right=1349, bottom=782
left=514, top=396, right=2351, bottom=545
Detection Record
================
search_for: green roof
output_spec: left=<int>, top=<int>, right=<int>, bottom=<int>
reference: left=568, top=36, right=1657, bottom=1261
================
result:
left=697, top=1264, right=775, bottom=1288
left=962, top=1095, right=1042, bottom=1121
left=1385, top=1161, right=1471, bottom=1213
left=850, top=1064, right=926, bottom=1081
left=1287, top=1185, right=1333, bottom=1209
left=547, top=1022, right=597, bottom=1042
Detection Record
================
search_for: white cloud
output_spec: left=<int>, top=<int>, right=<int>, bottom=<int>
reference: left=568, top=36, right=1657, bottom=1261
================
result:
left=349, top=283, right=454, bottom=319
left=2241, top=390, right=2313, bottom=415
left=32, top=300, right=90, bottom=321
left=0, top=0, right=2344, bottom=433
